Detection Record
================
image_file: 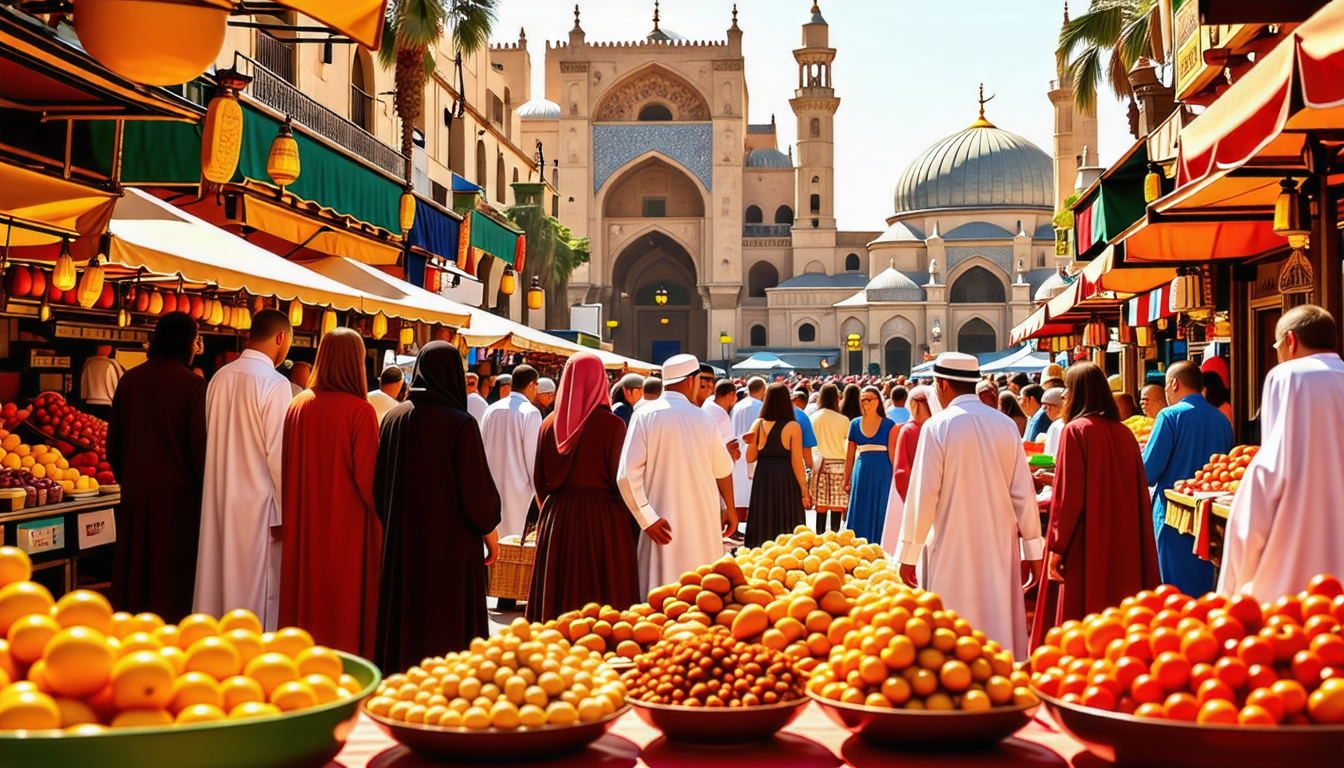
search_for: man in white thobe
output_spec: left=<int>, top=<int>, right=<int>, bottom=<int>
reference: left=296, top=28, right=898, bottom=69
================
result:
left=1220, top=305, right=1344, bottom=601
left=702, top=379, right=743, bottom=467
left=481, top=365, right=542, bottom=540
left=898, top=352, right=1043, bottom=659
left=728, top=376, right=766, bottom=541
left=465, top=372, right=489, bottom=422
left=619, top=354, right=736, bottom=597
left=194, top=310, right=293, bottom=630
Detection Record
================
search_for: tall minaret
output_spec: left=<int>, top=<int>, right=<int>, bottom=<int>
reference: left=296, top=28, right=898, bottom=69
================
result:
left=790, top=2, right=839, bottom=233
left=1048, top=2, right=1098, bottom=210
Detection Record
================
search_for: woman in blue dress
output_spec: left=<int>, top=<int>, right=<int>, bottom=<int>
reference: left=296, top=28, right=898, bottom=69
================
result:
left=843, top=386, right=898, bottom=544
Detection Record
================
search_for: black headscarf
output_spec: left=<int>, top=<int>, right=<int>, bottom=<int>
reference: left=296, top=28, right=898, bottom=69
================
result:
left=409, top=341, right=467, bottom=410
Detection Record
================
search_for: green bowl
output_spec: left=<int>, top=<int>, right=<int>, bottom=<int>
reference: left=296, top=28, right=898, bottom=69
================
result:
left=0, top=652, right=381, bottom=768
left=1028, top=454, right=1055, bottom=469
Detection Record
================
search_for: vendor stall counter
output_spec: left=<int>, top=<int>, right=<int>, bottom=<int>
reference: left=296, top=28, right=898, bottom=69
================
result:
left=0, top=492, right=119, bottom=598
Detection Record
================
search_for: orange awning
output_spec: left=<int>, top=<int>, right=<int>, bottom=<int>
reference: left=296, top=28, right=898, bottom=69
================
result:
left=0, top=162, right=117, bottom=246
left=1080, top=246, right=1176, bottom=293
left=1119, top=216, right=1286, bottom=264
left=270, top=0, right=388, bottom=50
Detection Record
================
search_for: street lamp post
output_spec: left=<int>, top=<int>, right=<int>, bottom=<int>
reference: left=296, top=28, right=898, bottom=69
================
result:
left=719, top=331, right=732, bottom=363
left=606, top=318, right=618, bottom=343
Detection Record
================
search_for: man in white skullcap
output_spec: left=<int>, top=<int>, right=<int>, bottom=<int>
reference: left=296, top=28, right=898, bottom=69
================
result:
left=897, top=352, right=1043, bottom=659
left=534, top=377, right=556, bottom=417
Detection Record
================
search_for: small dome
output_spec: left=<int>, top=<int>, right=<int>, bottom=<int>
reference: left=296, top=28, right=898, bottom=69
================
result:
left=1034, top=269, right=1074, bottom=302
left=893, top=121, right=1054, bottom=214
left=870, top=221, right=925, bottom=245
left=745, top=148, right=792, bottom=168
left=518, top=97, right=561, bottom=120
left=865, top=266, right=924, bottom=302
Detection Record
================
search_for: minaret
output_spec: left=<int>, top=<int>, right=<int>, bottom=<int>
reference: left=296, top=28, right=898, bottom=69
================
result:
left=789, top=2, right=839, bottom=232
left=1048, top=2, right=1098, bottom=210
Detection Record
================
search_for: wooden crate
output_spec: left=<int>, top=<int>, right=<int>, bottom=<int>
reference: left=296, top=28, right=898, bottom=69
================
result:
left=487, top=540, right=535, bottom=601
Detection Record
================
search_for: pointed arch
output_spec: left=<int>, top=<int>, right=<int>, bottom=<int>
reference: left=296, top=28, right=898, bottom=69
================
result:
left=593, top=63, right=711, bottom=122
left=956, top=317, right=998, bottom=356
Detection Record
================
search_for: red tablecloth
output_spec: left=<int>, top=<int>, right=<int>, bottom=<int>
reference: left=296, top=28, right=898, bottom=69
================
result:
left=326, top=705, right=1097, bottom=768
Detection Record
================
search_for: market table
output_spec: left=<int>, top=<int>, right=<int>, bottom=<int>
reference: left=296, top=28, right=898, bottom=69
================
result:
left=326, top=704, right=1096, bottom=768
left=1162, top=490, right=1230, bottom=569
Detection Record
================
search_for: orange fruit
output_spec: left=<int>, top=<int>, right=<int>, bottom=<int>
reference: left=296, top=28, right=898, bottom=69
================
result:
left=244, top=652, right=299, bottom=698
left=176, top=703, right=227, bottom=724
left=270, top=679, right=317, bottom=712
left=223, top=629, right=263, bottom=667
left=0, top=580, right=55, bottom=635
left=43, top=626, right=115, bottom=698
left=220, top=675, right=266, bottom=711
left=262, top=627, right=314, bottom=659
left=218, top=609, right=262, bottom=635
left=0, top=547, right=32, bottom=588
left=0, top=639, right=16, bottom=680
left=175, top=614, right=220, bottom=650
left=160, top=646, right=187, bottom=675
left=304, top=673, right=340, bottom=704
left=133, top=613, right=165, bottom=634
left=229, top=701, right=281, bottom=719
left=1, top=681, right=39, bottom=699
left=117, top=631, right=162, bottom=656
left=169, top=671, right=223, bottom=713
left=111, top=650, right=176, bottom=710
left=51, top=590, right=114, bottom=635
left=111, top=612, right=137, bottom=640
left=295, top=645, right=343, bottom=680
left=26, top=659, right=52, bottom=693
left=184, top=636, right=241, bottom=680
left=7, top=613, right=60, bottom=664
left=1307, top=678, right=1344, bottom=724
left=151, top=624, right=181, bottom=649
left=110, top=708, right=173, bottom=728
left=52, top=697, right=99, bottom=727
left=0, top=690, right=60, bottom=729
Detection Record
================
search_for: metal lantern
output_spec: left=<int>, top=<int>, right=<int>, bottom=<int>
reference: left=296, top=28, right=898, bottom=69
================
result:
left=719, top=332, right=732, bottom=345
left=1082, top=316, right=1108, bottom=348
left=288, top=300, right=304, bottom=327
left=75, top=257, right=105, bottom=308
left=846, top=333, right=862, bottom=351
left=399, top=322, right=415, bottom=347
left=201, top=69, right=250, bottom=184
left=500, top=266, right=516, bottom=296
left=399, top=189, right=416, bottom=232
left=320, top=307, right=338, bottom=336
left=52, top=240, right=77, bottom=291
left=1278, top=248, right=1315, bottom=296
left=1273, top=177, right=1311, bottom=248
left=372, top=312, right=388, bottom=339
left=1135, top=325, right=1155, bottom=348
left=931, top=318, right=942, bottom=342
left=1143, top=163, right=1163, bottom=203
left=267, top=117, right=301, bottom=188
left=526, top=275, right=544, bottom=311
left=1169, top=267, right=1209, bottom=314
left=654, top=284, right=668, bottom=306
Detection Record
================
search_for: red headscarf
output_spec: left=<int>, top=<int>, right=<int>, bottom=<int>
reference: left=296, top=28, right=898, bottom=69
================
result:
left=555, top=351, right=612, bottom=454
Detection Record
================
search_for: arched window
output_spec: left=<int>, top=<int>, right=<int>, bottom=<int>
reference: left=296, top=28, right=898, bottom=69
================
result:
left=744, top=205, right=763, bottom=223
left=774, top=205, right=794, bottom=224
left=748, top=262, right=779, bottom=298
left=949, top=266, right=1006, bottom=303
left=957, top=318, right=997, bottom=356
left=350, top=49, right=374, bottom=132
left=810, top=194, right=820, bottom=214
left=810, top=117, right=820, bottom=137
left=638, top=103, right=673, bottom=121
left=884, top=338, right=912, bottom=376
left=844, top=253, right=860, bottom=272
left=798, top=323, right=817, bottom=343
left=750, top=324, right=767, bottom=346
left=495, top=154, right=506, bottom=203
left=512, top=168, right=519, bottom=183
left=475, top=140, right=488, bottom=194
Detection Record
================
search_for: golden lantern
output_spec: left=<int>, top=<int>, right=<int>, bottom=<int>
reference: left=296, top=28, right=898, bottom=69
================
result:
left=846, top=333, right=862, bottom=351
left=372, top=312, right=388, bottom=340
left=399, top=189, right=416, bottom=232
left=1169, top=267, right=1210, bottom=315
left=500, top=266, right=516, bottom=296
left=201, top=69, right=250, bottom=185
left=267, top=117, right=301, bottom=189
left=606, top=319, right=619, bottom=329
left=208, top=299, right=225, bottom=327
left=235, top=304, right=252, bottom=332
left=75, top=257, right=105, bottom=309
left=659, top=317, right=669, bottom=325
left=1135, top=325, right=1155, bottom=348
left=117, top=308, right=131, bottom=328
left=38, top=293, right=51, bottom=322
left=320, top=306, right=338, bottom=336
left=1273, top=177, right=1311, bottom=248
left=288, top=300, right=304, bottom=327
left=719, top=331, right=732, bottom=345
left=1082, top=316, right=1108, bottom=348
left=1116, top=322, right=1134, bottom=346
left=399, top=322, right=415, bottom=347
left=1143, top=163, right=1163, bottom=204
left=654, top=284, right=668, bottom=305
left=52, top=240, right=77, bottom=291
left=526, top=275, right=544, bottom=311
left=73, top=0, right=228, bottom=86
left=148, top=289, right=164, bottom=316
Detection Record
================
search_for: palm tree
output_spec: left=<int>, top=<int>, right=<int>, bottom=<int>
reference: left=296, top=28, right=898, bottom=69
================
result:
left=378, top=0, right=497, bottom=180
left=1056, top=0, right=1159, bottom=115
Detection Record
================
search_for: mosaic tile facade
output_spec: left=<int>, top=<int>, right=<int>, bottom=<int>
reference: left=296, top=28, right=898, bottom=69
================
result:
left=593, top=123, right=714, bottom=193
left=946, top=245, right=1013, bottom=276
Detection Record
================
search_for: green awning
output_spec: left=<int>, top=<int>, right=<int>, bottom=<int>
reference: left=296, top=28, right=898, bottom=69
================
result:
left=1074, top=141, right=1150, bottom=260
left=91, top=104, right=402, bottom=234
left=468, top=210, right=521, bottom=265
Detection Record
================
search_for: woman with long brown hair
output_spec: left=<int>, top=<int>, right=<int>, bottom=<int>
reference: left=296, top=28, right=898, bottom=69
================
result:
left=279, top=327, right=381, bottom=657
left=1029, top=361, right=1160, bottom=650
left=744, top=382, right=811, bottom=547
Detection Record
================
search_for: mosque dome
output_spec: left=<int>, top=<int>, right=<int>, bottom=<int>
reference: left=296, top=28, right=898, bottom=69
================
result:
left=892, top=116, right=1054, bottom=215
left=865, top=265, right=924, bottom=302
left=745, top=148, right=792, bottom=168
left=517, top=97, right=561, bottom=120
left=1034, top=268, right=1073, bottom=302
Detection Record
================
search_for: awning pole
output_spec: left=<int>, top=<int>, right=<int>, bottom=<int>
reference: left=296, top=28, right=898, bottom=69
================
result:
left=1316, top=179, right=1343, bottom=354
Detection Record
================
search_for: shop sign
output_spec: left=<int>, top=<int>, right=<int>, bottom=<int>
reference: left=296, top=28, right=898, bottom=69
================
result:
left=1253, top=261, right=1285, bottom=300
left=16, top=518, right=64, bottom=554
left=54, top=324, right=150, bottom=343
left=77, top=509, right=116, bottom=550
left=1171, top=0, right=1258, bottom=101
left=29, top=352, right=71, bottom=369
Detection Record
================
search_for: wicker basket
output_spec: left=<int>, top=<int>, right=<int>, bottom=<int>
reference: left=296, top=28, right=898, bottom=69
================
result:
left=487, top=540, right=536, bottom=601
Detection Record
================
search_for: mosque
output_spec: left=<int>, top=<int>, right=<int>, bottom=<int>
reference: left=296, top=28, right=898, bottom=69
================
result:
left=515, top=2, right=1095, bottom=373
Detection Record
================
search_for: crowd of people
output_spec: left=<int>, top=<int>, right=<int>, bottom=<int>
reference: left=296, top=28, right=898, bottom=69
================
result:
left=101, top=303, right=1344, bottom=669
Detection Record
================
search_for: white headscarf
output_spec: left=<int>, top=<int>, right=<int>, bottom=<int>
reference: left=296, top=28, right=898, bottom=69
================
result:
left=908, top=384, right=941, bottom=418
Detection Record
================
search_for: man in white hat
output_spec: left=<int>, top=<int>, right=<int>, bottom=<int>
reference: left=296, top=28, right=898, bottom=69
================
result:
left=897, top=352, right=1043, bottom=659
left=533, top=377, right=556, bottom=417
left=619, top=354, right=737, bottom=596
left=1041, top=363, right=1065, bottom=390
left=1039, top=387, right=1066, bottom=457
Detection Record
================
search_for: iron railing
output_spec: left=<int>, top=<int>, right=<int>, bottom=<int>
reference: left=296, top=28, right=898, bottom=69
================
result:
left=743, top=224, right=792, bottom=238
left=350, top=84, right=375, bottom=134
left=254, top=33, right=295, bottom=85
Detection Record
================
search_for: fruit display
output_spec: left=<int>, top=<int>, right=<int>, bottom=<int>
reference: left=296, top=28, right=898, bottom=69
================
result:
left=0, top=435, right=103, bottom=502
left=1123, top=415, right=1154, bottom=447
left=622, top=630, right=806, bottom=708
left=1027, top=575, right=1344, bottom=726
left=805, top=589, right=1038, bottom=712
left=28, top=392, right=109, bottom=464
left=1172, top=445, right=1260, bottom=495
left=365, top=617, right=626, bottom=729
left=0, top=546, right=364, bottom=732
left=0, top=404, right=31, bottom=432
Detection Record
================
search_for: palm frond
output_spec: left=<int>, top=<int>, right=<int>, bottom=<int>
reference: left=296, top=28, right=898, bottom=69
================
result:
left=1067, top=45, right=1106, bottom=116
left=1117, top=10, right=1154, bottom=67
left=376, top=17, right=397, bottom=68
left=395, top=0, right=447, bottom=49
left=1056, top=2, right=1126, bottom=71
left=448, top=0, right=497, bottom=55
left=1107, top=48, right=1135, bottom=103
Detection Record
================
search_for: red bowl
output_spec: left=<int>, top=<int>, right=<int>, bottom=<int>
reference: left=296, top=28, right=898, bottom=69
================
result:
left=808, top=690, right=1037, bottom=748
left=1038, top=691, right=1344, bottom=768
left=627, top=697, right=809, bottom=747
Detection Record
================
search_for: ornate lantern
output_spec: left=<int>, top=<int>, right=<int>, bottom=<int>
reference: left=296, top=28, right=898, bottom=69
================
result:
left=75, top=256, right=105, bottom=309
left=148, top=289, right=164, bottom=316
left=846, top=333, right=862, bottom=351
left=526, top=275, right=544, bottom=311
left=267, top=117, right=301, bottom=189
left=399, top=321, right=415, bottom=347
left=654, top=284, right=668, bottom=306
left=52, top=240, right=77, bottom=291
left=1273, top=178, right=1311, bottom=247
left=1082, top=316, right=1108, bottom=348
left=201, top=69, right=250, bottom=184
left=234, top=303, right=252, bottom=332
left=1143, top=163, right=1163, bottom=203
left=288, top=300, right=304, bottom=327
left=399, top=189, right=416, bottom=232
left=1135, top=325, right=1155, bottom=348
left=1169, top=267, right=1209, bottom=315
left=500, top=266, right=516, bottom=296
left=320, top=306, right=338, bottom=336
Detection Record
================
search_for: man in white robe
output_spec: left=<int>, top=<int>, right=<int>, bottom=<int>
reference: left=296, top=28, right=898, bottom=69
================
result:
left=195, top=310, right=293, bottom=630
left=481, top=365, right=542, bottom=540
left=1220, top=305, right=1344, bottom=601
left=465, top=372, right=489, bottom=422
left=728, top=377, right=766, bottom=541
left=619, top=354, right=736, bottom=597
left=898, top=352, right=1043, bottom=659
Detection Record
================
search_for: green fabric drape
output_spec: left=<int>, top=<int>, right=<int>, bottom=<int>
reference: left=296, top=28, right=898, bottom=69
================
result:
left=468, top=210, right=520, bottom=264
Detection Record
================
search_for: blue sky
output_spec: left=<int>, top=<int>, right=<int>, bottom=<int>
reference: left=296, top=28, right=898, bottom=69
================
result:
left=491, top=0, right=1136, bottom=230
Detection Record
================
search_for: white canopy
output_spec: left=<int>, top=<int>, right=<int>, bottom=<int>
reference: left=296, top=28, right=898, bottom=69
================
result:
left=732, top=352, right=795, bottom=372
left=979, top=345, right=1053, bottom=374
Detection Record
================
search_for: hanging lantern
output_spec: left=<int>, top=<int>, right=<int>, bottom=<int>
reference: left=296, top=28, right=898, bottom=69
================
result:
left=208, top=298, right=225, bottom=326
left=117, top=308, right=131, bottom=328
left=1082, top=316, right=1108, bottom=348
left=148, top=289, right=164, bottom=315
left=399, top=189, right=416, bottom=232
left=372, top=312, right=388, bottom=340
left=38, top=292, right=51, bottom=323
left=526, top=275, right=544, bottom=311
left=399, top=322, right=415, bottom=347
left=500, top=266, right=517, bottom=296
left=287, top=299, right=304, bottom=327
left=52, top=240, right=77, bottom=291
left=73, top=0, right=228, bottom=86
left=321, top=306, right=338, bottom=336
left=267, top=117, right=301, bottom=188
left=1116, top=322, right=1134, bottom=346
left=1135, top=325, right=1155, bottom=348
left=1169, top=267, right=1209, bottom=314
left=1278, top=248, right=1315, bottom=296
left=654, top=284, right=668, bottom=306
left=1273, top=177, right=1311, bottom=248
left=201, top=69, right=251, bottom=184
left=1143, top=163, right=1163, bottom=204
left=235, top=303, right=252, bottom=331
left=75, top=256, right=105, bottom=308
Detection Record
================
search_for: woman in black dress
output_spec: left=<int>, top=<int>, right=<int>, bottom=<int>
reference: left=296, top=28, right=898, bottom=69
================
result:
left=744, top=382, right=812, bottom=547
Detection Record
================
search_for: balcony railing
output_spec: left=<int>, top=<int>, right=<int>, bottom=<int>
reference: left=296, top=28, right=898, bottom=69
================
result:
left=243, top=57, right=406, bottom=179
left=350, top=85, right=375, bottom=134
left=255, top=33, right=295, bottom=85
left=743, top=224, right=792, bottom=238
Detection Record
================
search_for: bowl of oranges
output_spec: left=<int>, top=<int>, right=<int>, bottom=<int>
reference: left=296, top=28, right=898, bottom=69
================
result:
left=1028, top=577, right=1344, bottom=768
left=0, top=547, right=380, bottom=768
left=805, top=589, right=1040, bottom=748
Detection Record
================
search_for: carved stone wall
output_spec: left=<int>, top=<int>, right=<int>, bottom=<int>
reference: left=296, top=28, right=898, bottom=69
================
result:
left=593, top=70, right=711, bottom=122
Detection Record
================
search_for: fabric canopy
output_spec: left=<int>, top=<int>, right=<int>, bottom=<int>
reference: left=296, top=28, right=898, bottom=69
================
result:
left=1119, top=215, right=1286, bottom=264
left=234, top=191, right=403, bottom=266
left=732, top=353, right=795, bottom=372
left=468, top=211, right=522, bottom=266
left=1081, top=245, right=1176, bottom=293
left=270, top=0, right=388, bottom=50
left=297, top=256, right=472, bottom=328
left=0, top=162, right=117, bottom=246
left=979, top=345, right=1053, bottom=374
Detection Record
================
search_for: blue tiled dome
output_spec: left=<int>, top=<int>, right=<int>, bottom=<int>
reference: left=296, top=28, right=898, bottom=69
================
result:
left=745, top=148, right=792, bottom=168
left=893, top=120, right=1054, bottom=214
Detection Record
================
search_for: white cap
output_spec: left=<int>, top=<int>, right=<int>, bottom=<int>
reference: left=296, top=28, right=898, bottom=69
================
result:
left=537, top=377, right=556, bottom=394
left=932, top=352, right=981, bottom=383
left=1042, top=387, right=1065, bottom=406
left=661, top=353, right=700, bottom=385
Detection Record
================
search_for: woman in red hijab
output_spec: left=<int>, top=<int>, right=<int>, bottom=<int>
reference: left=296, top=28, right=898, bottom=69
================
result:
left=526, top=352, right=639, bottom=622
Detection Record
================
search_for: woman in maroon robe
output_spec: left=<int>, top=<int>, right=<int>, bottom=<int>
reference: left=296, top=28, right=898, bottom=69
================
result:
left=279, top=328, right=380, bottom=657
left=526, top=352, right=638, bottom=623
left=108, top=312, right=206, bottom=621
left=375, top=342, right=500, bottom=671
left=1030, top=362, right=1161, bottom=650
